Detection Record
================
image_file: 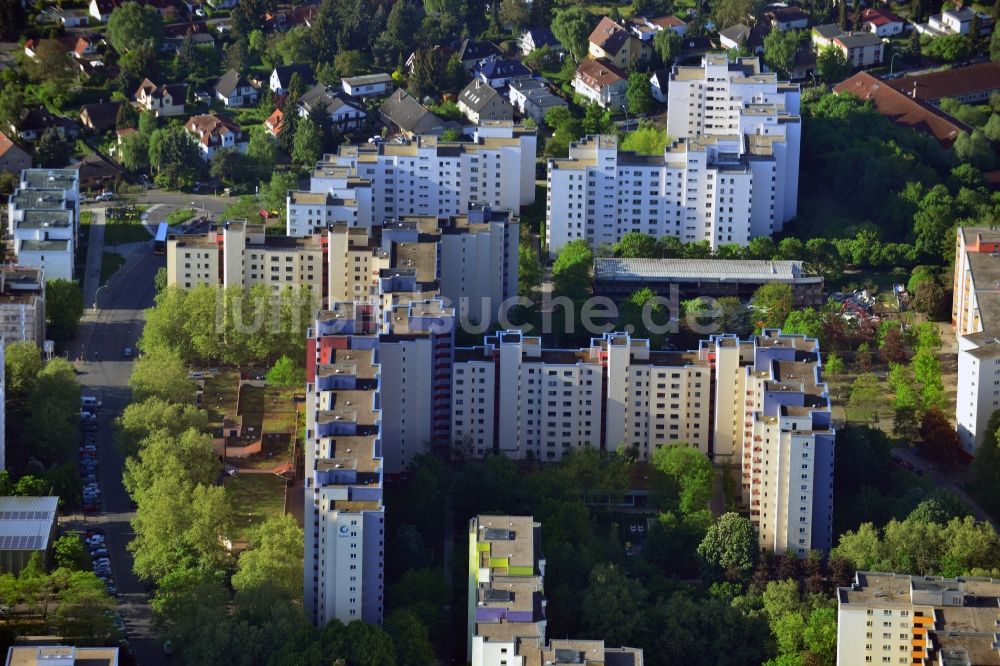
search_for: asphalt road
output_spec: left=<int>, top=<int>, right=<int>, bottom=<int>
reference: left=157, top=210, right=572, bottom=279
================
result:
left=65, top=236, right=165, bottom=665
left=133, top=189, right=234, bottom=222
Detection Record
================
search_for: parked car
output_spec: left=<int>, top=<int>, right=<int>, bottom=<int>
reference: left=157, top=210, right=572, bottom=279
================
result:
left=123, top=347, right=133, bottom=358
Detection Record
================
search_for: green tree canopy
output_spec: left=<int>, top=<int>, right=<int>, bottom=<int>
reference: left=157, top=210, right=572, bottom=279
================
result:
left=551, top=7, right=593, bottom=61
left=106, top=2, right=164, bottom=54
left=697, top=512, right=758, bottom=581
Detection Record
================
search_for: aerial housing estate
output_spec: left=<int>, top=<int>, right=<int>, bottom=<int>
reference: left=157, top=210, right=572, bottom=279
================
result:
left=6, top=168, right=80, bottom=281
left=468, top=515, right=644, bottom=666
left=546, top=54, right=800, bottom=255
left=951, top=227, right=1000, bottom=456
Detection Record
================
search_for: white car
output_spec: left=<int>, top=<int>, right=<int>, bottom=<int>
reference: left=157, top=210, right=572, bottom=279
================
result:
left=194, top=6, right=205, bottom=15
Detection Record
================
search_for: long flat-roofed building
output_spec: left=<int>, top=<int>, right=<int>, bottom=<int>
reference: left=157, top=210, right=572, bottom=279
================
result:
left=593, top=257, right=823, bottom=306
left=836, top=571, right=1000, bottom=666
left=5, top=646, right=119, bottom=666
left=468, top=515, right=644, bottom=666
left=6, top=169, right=80, bottom=281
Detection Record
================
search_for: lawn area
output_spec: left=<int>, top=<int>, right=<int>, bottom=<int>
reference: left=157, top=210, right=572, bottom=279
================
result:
left=100, top=252, right=125, bottom=285
left=103, top=221, right=153, bottom=245
left=80, top=211, right=94, bottom=226
left=237, top=384, right=265, bottom=436
left=224, top=473, right=287, bottom=541
left=204, top=372, right=240, bottom=431
left=165, top=208, right=196, bottom=226
left=261, top=387, right=301, bottom=433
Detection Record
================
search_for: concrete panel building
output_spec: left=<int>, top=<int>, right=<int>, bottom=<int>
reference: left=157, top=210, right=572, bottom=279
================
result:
left=5, top=646, right=119, bottom=666
left=546, top=55, right=799, bottom=255
left=836, top=572, right=1000, bottom=666
left=951, top=227, right=1000, bottom=456
left=468, top=515, right=644, bottom=666
left=453, top=330, right=835, bottom=556
left=7, top=170, right=80, bottom=282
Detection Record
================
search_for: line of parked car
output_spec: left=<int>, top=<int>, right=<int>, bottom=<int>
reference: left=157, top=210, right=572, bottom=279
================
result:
left=79, top=395, right=100, bottom=512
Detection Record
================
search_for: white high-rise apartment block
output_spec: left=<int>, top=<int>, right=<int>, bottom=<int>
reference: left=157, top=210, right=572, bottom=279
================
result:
left=305, top=306, right=385, bottom=627
left=544, top=54, right=800, bottom=256
left=305, top=297, right=455, bottom=626
left=952, top=227, right=1000, bottom=457
left=713, top=333, right=835, bottom=555
left=288, top=122, right=536, bottom=237
left=7, top=169, right=80, bottom=281
left=452, top=330, right=834, bottom=555
left=836, top=571, right=1000, bottom=666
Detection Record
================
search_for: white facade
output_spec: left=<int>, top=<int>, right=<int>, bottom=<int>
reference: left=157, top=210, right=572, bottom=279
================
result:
left=0, top=337, right=5, bottom=470
left=951, top=227, right=1000, bottom=456
left=836, top=572, right=1000, bottom=666
left=7, top=169, right=79, bottom=282
left=452, top=330, right=834, bottom=555
left=546, top=54, right=800, bottom=256
left=306, top=124, right=535, bottom=230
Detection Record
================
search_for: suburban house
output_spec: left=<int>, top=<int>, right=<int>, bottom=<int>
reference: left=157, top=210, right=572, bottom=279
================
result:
left=379, top=89, right=453, bottom=137
left=134, top=79, right=187, bottom=116
left=10, top=108, right=78, bottom=142
left=88, top=0, right=121, bottom=21
left=572, top=59, right=628, bottom=109
left=885, top=62, right=1000, bottom=105
left=458, top=79, right=514, bottom=124
left=636, top=15, right=687, bottom=35
left=184, top=114, right=247, bottom=160
left=24, top=36, right=95, bottom=60
left=46, top=7, right=90, bottom=26
left=0, top=132, right=31, bottom=174
left=858, top=8, right=905, bottom=37
left=264, top=108, right=284, bottom=136
left=458, top=39, right=501, bottom=69
left=341, top=73, right=394, bottom=98
left=916, top=7, right=991, bottom=36
left=833, top=32, right=884, bottom=68
left=474, top=55, right=532, bottom=88
left=766, top=6, right=809, bottom=30
left=162, top=31, right=215, bottom=53
left=588, top=16, right=650, bottom=69
left=215, top=69, right=258, bottom=108
left=405, top=45, right=453, bottom=73
left=811, top=23, right=845, bottom=49
left=269, top=63, right=315, bottom=95
left=650, top=68, right=670, bottom=103
left=519, top=28, right=562, bottom=55
left=507, top=78, right=567, bottom=124
left=835, top=71, right=970, bottom=148
left=79, top=102, right=122, bottom=132
left=296, top=84, right=367, bottom=130
left=719, top=22, right=770, bottom=53
left=74, top=152, right=122, bottom=190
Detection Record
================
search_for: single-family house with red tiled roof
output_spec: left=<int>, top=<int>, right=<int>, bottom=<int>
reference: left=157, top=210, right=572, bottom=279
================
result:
left=183, top=114, right=247, bottom=160
left=573, top=59, right=628, bottom=109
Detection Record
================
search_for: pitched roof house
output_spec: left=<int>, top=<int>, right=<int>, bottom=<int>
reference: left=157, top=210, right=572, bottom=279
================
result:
left=270, top=63, right=315, bottom=95
left=475, top=55, right=532, bottom=88
left=458, top=79, right=514, bottom=124
left=79, top=102, right=122, bottom=132
left=215, top=69, right=258, bottom=108
left=588, top=17, right=650, bottom=68
left=296, top=84, right=367, bottom=130
left=379, top=89, right=452, bottom=137
left=572, top=59, right=628, bottom=109
left=458, top=39, right=501, bottom=69
left=0, top=132, right=32, bottom=174
left=183, top=114, right=247, bottom=159
left=885, top=62, right=1000, bottom=105
left=134, top=79, right=187, bottom=116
